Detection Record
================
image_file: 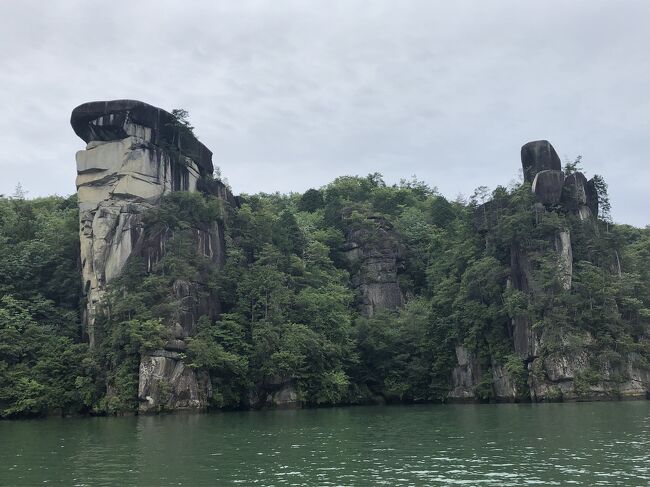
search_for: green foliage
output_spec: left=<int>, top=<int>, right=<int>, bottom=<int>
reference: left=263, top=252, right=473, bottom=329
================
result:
left=0, top=196, right=91, bottom=417
left=0, top=162, right=647, bottom=417
left=591, top=174, right=611, bottom=222
left=563, top=155, right=583, bottom=175
left=504, top=353, right=528, bottom=398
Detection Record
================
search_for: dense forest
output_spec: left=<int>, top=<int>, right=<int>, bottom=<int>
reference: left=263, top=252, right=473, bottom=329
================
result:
left=1, top=160, right=649, bottom=417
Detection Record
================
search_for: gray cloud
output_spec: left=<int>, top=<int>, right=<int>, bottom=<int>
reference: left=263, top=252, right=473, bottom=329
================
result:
left=1, top=0, right=648, bottom=226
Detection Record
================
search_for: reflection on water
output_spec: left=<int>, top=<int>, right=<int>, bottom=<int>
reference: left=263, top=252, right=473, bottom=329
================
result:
left=1, top=401, right=649, bottom=486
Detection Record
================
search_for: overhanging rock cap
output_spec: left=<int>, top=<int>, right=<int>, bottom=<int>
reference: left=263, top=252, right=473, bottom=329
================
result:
left=70, top=99, right=213, bottom=174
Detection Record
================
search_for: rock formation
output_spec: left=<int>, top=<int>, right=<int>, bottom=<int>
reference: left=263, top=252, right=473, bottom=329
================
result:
left=449, top=346, right=519, bottom=402
left=71, top=99, right=233, bottom=412
left=342, top=214, right=404, bottom=316
left=456, top=139, right=649, bottom=402
left=454, top=139, right=622, bottom=402
left=531, top=170, right=565, bottom=206
left=521, top=140, right=561, bottom=183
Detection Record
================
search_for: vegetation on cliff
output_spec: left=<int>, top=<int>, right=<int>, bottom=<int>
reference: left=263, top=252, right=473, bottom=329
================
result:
left=1, top=164, right=649, bottom=417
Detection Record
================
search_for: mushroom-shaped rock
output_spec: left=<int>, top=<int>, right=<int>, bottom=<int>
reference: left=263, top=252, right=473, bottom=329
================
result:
left=71, top=99, right=227, bottom=347
left=532, top=170, right=565, bottom=206
left=71, top=99, right=213, bottom=175
left=521, top=140, right=562, bottom=183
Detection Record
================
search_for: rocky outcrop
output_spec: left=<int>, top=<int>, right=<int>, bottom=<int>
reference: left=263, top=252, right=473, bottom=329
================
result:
left=448, top=346, right=519, bottom=402
left=465, top=140, right=649, bottom=403
left=561, top=172, right=596, bottom=220
left=509, top=142, right=580, bottom=361
left=343, top=215, right=404, bottom=317
left=449, top=346, right=482, bottom=400
left=529, top=344, right=650, bottom=401
left=71, top=100, right=233, bottom=413
left=507, top=140, right=649, bottom=401
left=247, top=378, right=300, bottom=409
left=491, top=363, right=518, bottom=399
left=532, top=170, right=565, bottom=206
left=521, top=140, right=561, bottom=183
left=72, top=100, right=217, bottom=344
left=138, top=351, right=212, bottom=412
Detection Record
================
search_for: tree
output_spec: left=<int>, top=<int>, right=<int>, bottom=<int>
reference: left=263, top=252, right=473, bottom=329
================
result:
left=563, top=155, right=583, bottom=175
left=591, top=174, right=611, bottom=223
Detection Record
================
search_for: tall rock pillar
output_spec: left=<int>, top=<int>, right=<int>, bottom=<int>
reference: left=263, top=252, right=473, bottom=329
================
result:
left=70, top=100, right=215, bottom=346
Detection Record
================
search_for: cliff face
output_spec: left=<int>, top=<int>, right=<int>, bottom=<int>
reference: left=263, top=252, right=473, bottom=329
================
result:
left=449, top=140, right=649, bottom=402
left=70, top=104, right=646, bottom=412
left=71, top=100, right=232, bottom=412
left=342, top=214, right=404, bottom=317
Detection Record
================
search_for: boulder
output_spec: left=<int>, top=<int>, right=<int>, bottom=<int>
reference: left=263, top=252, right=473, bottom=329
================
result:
left=138, top=354, right=211, bottom=413
left=561, top=172, right=596, bottom=220
left=531, top=170, right=565, bottom=205
left=521, top=140, right=562, bottom=182
left=562, top=172, right=588, bottom=205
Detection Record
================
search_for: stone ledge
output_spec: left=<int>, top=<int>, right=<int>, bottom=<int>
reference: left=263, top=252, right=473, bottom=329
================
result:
left=70, top=99, right=213, bottom=174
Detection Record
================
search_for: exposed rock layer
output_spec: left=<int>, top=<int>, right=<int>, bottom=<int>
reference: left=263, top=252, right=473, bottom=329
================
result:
left=71, top=100, right=232, bottom=412
left=342, top=215, right=404, bottom=317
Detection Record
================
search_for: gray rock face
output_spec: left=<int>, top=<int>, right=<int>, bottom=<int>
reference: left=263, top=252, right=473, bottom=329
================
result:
left=269, top=382, right=299, bottom=408
left=618, top=355, right=650, bottom=398
left=554, top=230, right=573, bottom=290
left=491, top=363, right=518, bottom=400
left=509, top=229, right=571, bottom=363
left=71, top=100, right=234, bottom=413
left=448, top=346, right=518, bottom=401
left=449, top=346, right=482, bottom=400
left=247, top=379, right=300, bottom=409
left=528, top=343, right=650, bottom=401
left=510, top=243, right=535, bottom=294
left=585, top=178, right=599, bottom=217
left=561, top=172, right=594, bottom=220
left=72, top=100, right=216, bottom=345
left=532, top=170, right=565, bottom=205
left=455, top=139, right=644, bottom=403
left=138, top=352, right=212, bottom=412
left=512, top=315, right=540, bottom=360
left=343, top=215, right=404, bottom=317
left=170, top=278, right=221, bottom=338
left=521, top=140, right=561, bottom=183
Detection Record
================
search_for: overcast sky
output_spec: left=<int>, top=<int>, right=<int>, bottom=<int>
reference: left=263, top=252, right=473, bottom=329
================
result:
left=1, top=1, right=648, bottom=226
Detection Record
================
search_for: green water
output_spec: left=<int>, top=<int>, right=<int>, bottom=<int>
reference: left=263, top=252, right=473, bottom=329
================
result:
left=1, top=402, right=649, bottom=486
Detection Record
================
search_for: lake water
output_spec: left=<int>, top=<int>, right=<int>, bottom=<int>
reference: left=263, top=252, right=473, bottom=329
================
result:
left=1, top=402, right=649, bottom=486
